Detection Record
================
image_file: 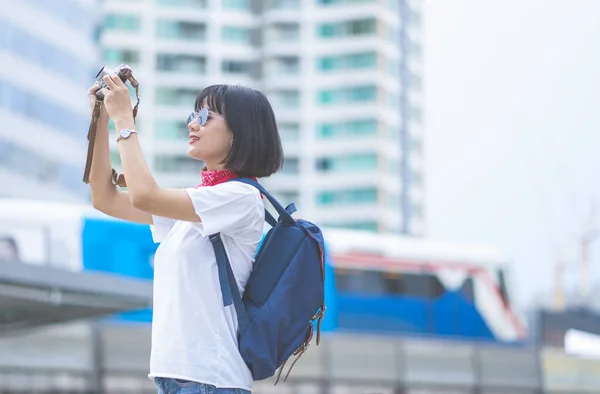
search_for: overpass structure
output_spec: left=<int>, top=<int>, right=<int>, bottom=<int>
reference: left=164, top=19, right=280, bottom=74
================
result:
left=0, top=260, right=152, bottom=334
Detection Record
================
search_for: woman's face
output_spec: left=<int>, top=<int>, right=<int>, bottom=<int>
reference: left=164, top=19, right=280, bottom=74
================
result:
left=187, top=99, right=232, bottom=169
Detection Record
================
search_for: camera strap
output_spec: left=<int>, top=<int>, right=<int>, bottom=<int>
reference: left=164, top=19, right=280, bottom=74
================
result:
left=82, top=70, right=140, bottom=188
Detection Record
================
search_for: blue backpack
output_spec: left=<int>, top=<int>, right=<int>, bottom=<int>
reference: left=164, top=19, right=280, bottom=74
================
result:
left=208, top=178, right=326, bottom=383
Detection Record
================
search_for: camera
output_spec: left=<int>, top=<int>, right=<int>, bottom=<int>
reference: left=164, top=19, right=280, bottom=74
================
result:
left=94, top=64, right=132, bottom=100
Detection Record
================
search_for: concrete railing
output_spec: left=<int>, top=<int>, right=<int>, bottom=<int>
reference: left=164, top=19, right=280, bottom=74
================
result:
left=0, top=323, right=598, bottom=393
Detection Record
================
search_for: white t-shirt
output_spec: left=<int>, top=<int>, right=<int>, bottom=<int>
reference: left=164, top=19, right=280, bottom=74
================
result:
left=147, top=181, right=264, bottom=391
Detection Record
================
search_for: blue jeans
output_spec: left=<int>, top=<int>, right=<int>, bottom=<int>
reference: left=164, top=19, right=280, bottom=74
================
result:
left=154, top=377, right=250, bottom=394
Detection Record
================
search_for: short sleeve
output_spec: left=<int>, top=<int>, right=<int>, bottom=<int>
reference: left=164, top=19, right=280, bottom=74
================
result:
left=184, top=182, right=263, bottom=238
left=150, top=215, right=176, bottom=243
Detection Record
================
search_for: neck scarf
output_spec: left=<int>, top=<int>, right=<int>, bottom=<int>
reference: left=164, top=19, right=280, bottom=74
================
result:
left=198, top=169, right=241, bottom=187
left=197, top=168, right=259, bottom=193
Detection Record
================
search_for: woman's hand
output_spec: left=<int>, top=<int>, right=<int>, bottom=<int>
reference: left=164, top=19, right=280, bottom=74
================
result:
left=101, top=73, right=135, bottom=125
left=87, top=83, right=108, bottom=122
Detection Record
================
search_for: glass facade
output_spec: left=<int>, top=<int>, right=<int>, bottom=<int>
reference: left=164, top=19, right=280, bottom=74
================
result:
left=105, top=14, right=141, bottom=32
left=0, top=79, right=88, bottom=138
left=317, top=119, right=378, bottom=139
left=157, top=20, right=205, bottom=40
left=0, top=20, right=93, bottom=86
left=155, top=120, right=188, bottom=140
left=222, top=26, right=251, bottom=43
left=318, top=18, right=376, bottom=38
left=318, top=51, right=376, bottom=71
left=318, top=85, right=377, bottom=105
left=223, top=0, right=251, bottom=10
left=317, top=188, right=378, bottom=205
left=0, top=137, right=85, bottom=194
left=157, top=54, right=206, bottom=73
left=316, top=153, right=378, bottom=173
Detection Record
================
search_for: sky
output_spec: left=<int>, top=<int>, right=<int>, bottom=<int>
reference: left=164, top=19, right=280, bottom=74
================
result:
left=424, top=0, right=600, bottom=309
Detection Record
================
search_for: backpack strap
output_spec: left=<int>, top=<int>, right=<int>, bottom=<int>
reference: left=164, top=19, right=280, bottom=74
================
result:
left=211, top=179, right=295, bottom=335
left=209, top=233, right=250, bottom=332
left=229, top=178, right=295, bottom=225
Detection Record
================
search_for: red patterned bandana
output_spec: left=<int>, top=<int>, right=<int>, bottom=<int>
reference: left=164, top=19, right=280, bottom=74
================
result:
left=196, top=168, right=259, bottom=192
left=198, top=169, right=240, bottom=187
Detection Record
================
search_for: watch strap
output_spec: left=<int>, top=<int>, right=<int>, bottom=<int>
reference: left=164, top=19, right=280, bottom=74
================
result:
left=117, top=128, right=137, bottom=143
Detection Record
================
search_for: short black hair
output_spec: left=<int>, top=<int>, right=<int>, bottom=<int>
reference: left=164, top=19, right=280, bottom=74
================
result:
left=195, top=84, right=284, bottom=178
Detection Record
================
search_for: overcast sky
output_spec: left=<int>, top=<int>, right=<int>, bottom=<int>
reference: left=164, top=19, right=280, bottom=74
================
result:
left=424, top=0, right=600, bottom=309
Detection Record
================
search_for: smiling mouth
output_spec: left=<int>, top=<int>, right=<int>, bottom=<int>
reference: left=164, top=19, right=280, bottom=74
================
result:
left=189, top=136, right=200, bottom=144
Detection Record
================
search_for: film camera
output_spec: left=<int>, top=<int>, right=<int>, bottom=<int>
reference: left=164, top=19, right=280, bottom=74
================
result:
left=93, top=64, right=134, bottom=100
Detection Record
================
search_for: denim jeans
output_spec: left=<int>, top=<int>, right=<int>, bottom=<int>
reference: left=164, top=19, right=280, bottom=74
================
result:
left=154, top=377, right=251, bottom=394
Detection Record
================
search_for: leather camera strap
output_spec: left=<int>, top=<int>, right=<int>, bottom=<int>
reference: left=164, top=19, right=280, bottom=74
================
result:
left=82, top=70, right=140, bottom=188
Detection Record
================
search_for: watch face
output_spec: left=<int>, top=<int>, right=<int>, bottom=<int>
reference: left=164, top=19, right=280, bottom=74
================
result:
left=121, top=129, right=131, bottom=138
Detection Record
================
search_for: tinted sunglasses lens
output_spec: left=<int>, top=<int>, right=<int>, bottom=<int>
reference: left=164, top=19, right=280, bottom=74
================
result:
left=198, top=108, right=209, bottom=126
left=186, top=112, right=195, bottom=129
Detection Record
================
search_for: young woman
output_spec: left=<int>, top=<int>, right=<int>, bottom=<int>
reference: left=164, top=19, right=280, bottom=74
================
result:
left=87, top=75, right=283, bottom=394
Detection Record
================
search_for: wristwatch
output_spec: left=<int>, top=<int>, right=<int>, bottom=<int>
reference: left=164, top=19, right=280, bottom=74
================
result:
left=117, top=128, right=137, bottom=142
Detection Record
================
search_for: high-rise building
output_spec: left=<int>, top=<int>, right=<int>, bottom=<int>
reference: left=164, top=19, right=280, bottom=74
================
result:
left=0, top=0, right=100, bottom=202
left=100, top=0, right=424, bottom=235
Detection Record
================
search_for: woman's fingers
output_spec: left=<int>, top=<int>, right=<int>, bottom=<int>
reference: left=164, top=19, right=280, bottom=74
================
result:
left=88, top=82, right=101, bottom=95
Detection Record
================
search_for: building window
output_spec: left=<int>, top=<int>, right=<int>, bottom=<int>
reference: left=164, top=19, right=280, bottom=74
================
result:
left=318, top=119, right=377, bottom=139
left=318, top=51, right=376, bottom=71
left=335, top=269, right=445, bottom=298
left=275, top=191, right=299, bottom=206
left=318, top=85, right=377, bottom=105
left=281, top=158, right=300, bottom=175
left=154, top=154, right=203, bottom=173
left=105, top=14, right=141, bottom=31
left=103, top=49, right=139, bottom=65
left=157, top=54, right=206, bottom=73
left=318, top=18, right=376, bottom=38
left=155, top=120, right=188, bottom=140
left=318, top=0, right=371, bottom=4
left=110, top=150, right=121, bottom=167
left=155, top=87, right=200, bottom=106
left=156, top=20, right=206, bottom=40
left=272, top=90, right=300, bottom=108
left=223, top=0, right=250, bottom=10
left=279, top=123, right=300, bottom=141
left=275, top=57, right=300, bottom=75
left=272, top=23, right=299, bottom=41
left=222, top=60, right=252, bottom=74
left=222, top=26, right=251, bottom=43
left=268, top=0, right=300, bottom=9
left=317, top=188, right=377, bottom=205
left=316, top=153, right=378, bottom=173
left=155, top=0, right=206, bottom=8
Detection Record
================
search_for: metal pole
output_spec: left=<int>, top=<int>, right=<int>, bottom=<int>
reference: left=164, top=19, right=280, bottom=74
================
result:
left=580, top=201, right=598, bottom=303
left=90, top=320, right=105, bottom=394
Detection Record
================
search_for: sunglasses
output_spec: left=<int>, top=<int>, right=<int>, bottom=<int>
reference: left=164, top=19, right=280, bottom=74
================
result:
left=187, top=108, right=211, bottom=128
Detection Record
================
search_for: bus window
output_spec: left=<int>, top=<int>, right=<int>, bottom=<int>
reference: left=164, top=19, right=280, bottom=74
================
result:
left=335, top=268, right=385, bottom=294
left=460, top=277, right=475, bottom=303
left=383, top=271, right=402, bottom=294
left=497, top=269, right=510, bottom=307
left=398, top=272, right=445, bottom=298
